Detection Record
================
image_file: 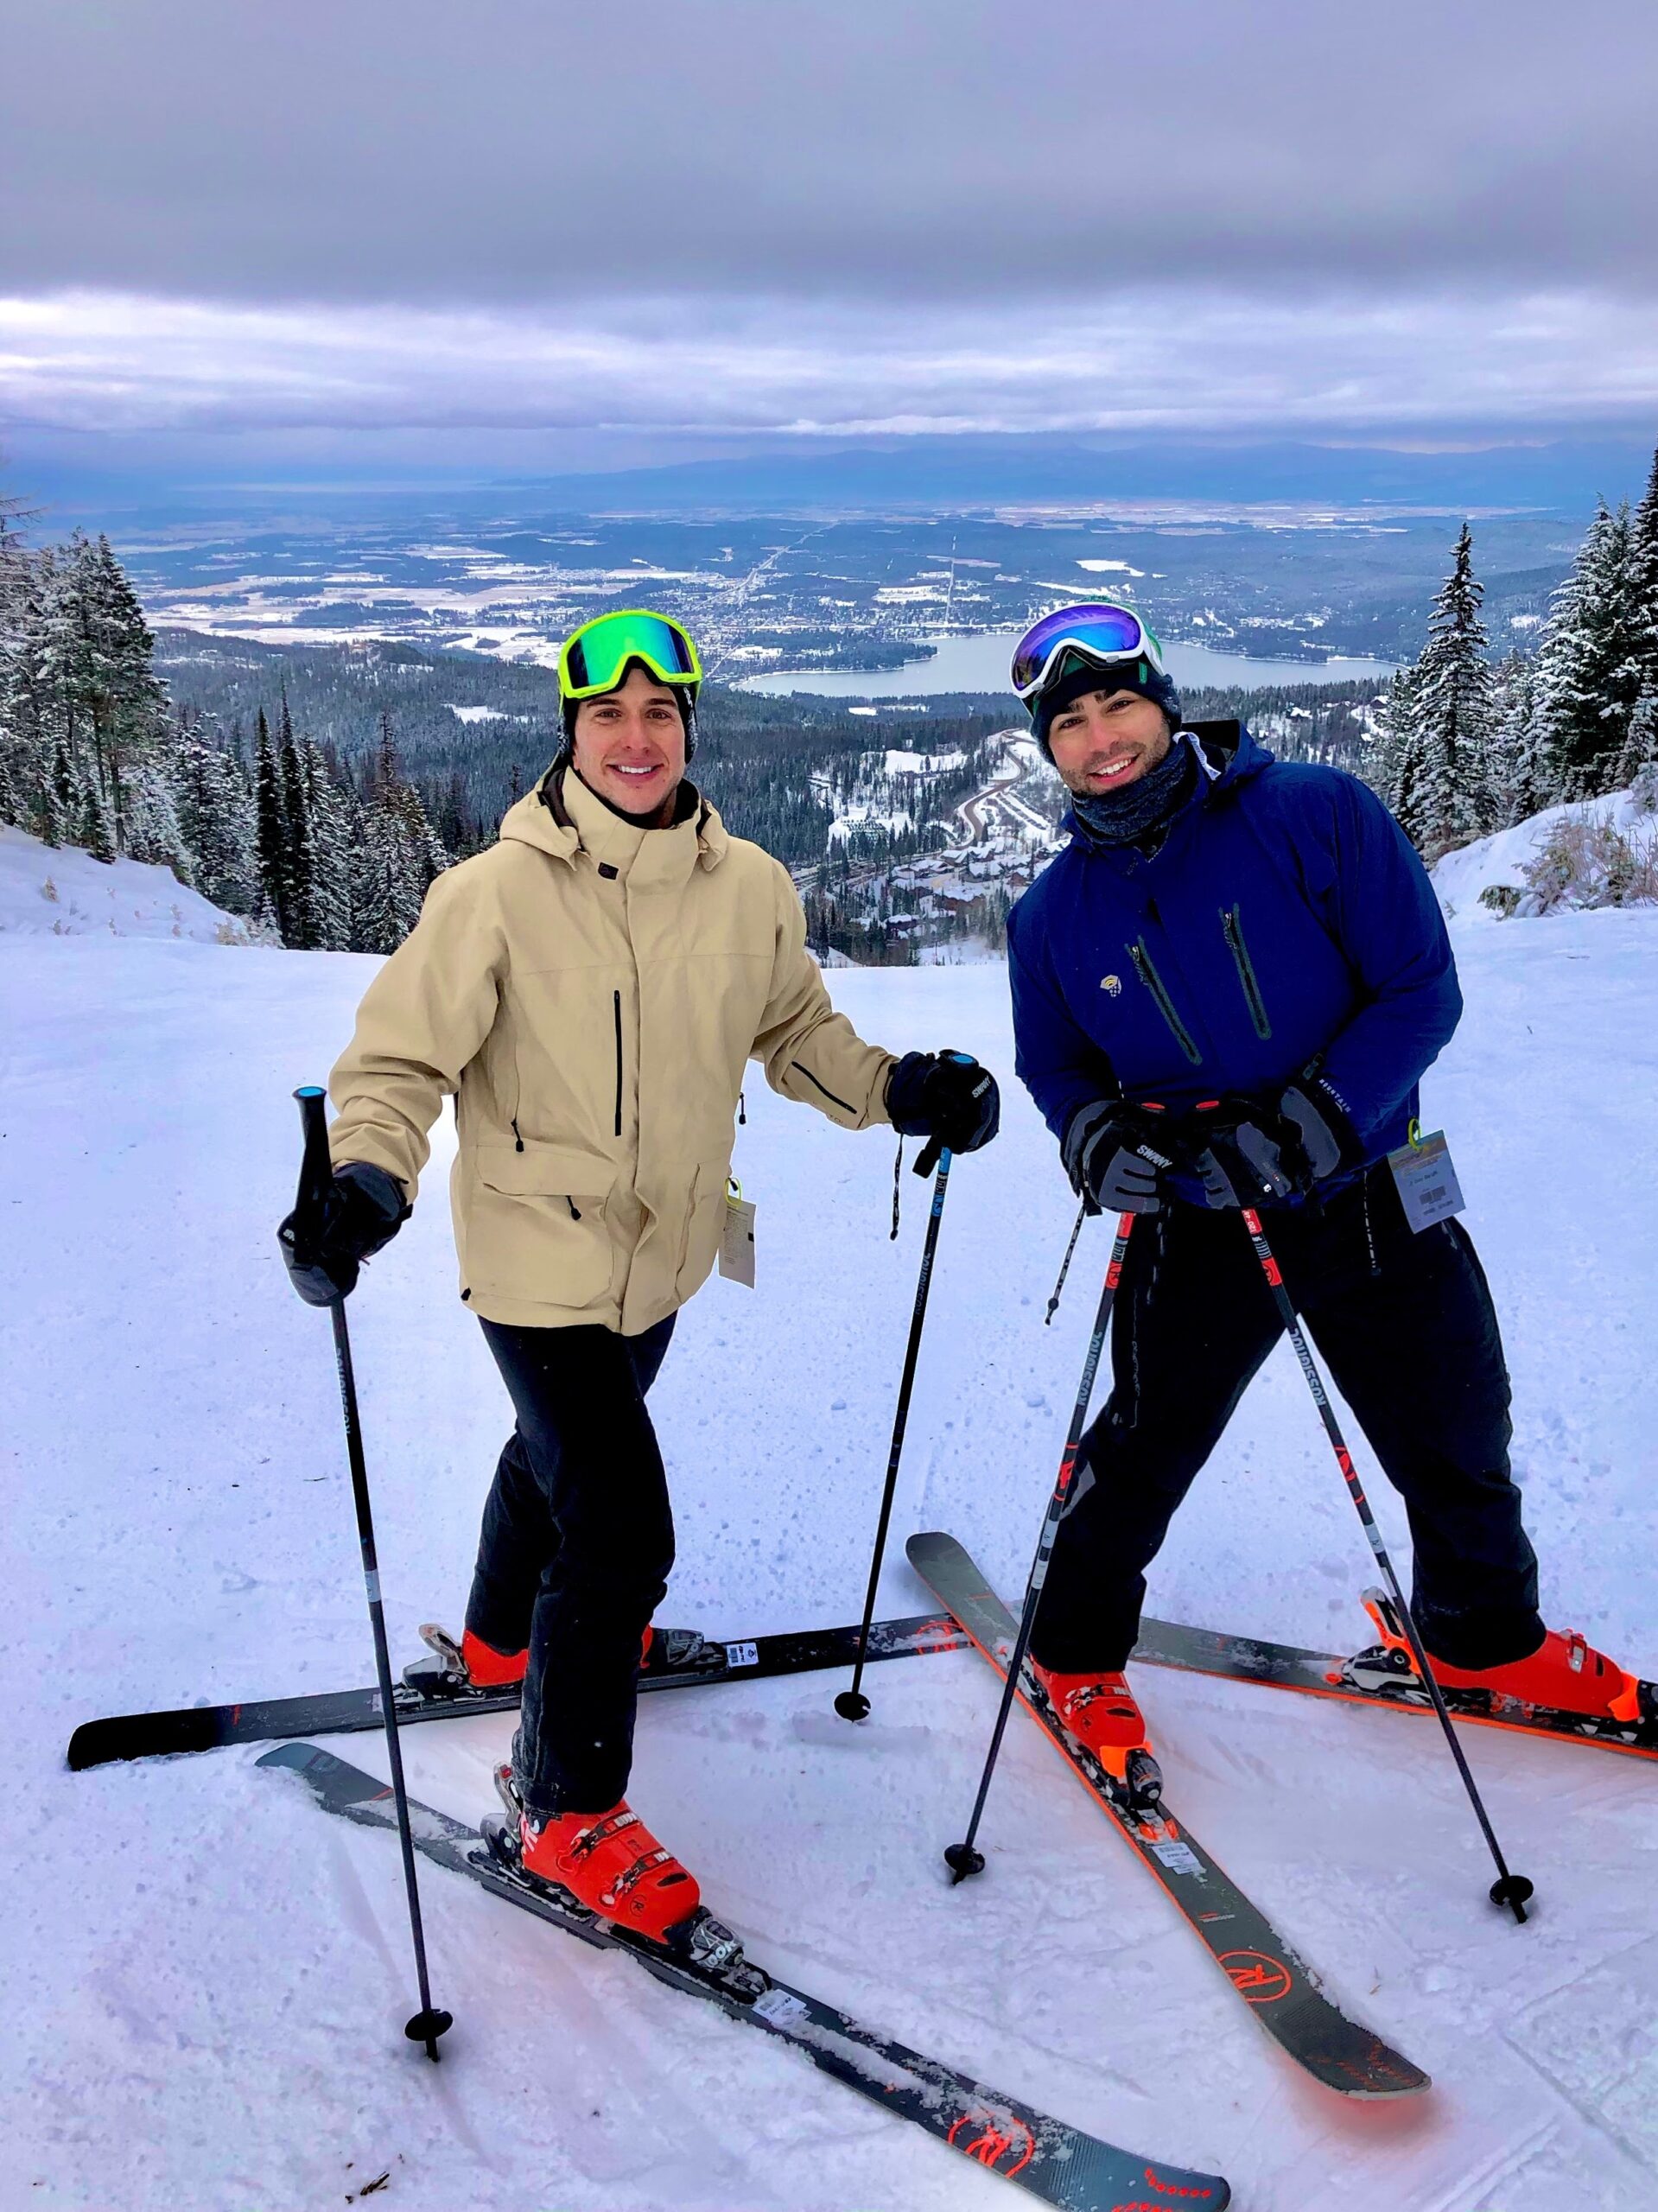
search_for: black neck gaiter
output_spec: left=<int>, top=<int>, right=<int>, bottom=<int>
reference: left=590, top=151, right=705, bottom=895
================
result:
left=1069, top=732, right=1200, bottom=853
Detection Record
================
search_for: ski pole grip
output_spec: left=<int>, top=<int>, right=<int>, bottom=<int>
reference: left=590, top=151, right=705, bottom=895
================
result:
left=292, top=1084, right=334, bottom=1252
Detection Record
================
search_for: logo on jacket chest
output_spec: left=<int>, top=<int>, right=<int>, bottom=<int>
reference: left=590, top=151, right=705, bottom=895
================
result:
left=1099, top=973, right=1122, bottom=997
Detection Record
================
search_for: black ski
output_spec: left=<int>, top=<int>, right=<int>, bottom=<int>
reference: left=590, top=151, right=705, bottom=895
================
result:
left=909, top=1532, right=1428, bottom=2101
left=261, top=1742, right=1231, bottom=2211
left=1128, top=1592, right=1658, bottom=1764
left=67, top=1611, right=968, bottom=1770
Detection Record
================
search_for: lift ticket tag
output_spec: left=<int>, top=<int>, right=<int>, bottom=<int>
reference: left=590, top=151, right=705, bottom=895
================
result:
left=1387, top=1125, right=1465, bottom=1233
left=720, top=1178, right=757, bottom=1287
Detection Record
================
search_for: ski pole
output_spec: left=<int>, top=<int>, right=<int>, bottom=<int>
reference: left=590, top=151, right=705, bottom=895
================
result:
left=836, top=1147, right=953, bottom=1722
left=945, top=1214, right=1136, bottom=1881
left=1238, top=1204, right=1534, bottom=1923
left=291, top=1086, right=455, bottom=2055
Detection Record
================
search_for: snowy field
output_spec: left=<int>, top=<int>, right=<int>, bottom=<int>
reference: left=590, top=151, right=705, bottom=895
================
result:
left=3, top=844, right=1657, bottom=2210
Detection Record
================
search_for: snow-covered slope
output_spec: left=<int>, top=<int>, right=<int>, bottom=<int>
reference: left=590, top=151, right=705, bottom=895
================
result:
left=0, top=822, right=258, bottom=942
left=1431, top=785, right=1655, bottom=920
left=4, top=912, right=1657, bottom=2211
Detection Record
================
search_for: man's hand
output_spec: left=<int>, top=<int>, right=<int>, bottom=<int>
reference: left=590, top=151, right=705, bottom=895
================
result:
left=1190, top=1079, right=1356, bottom=1210
left=1061, top=1098, right=1178, bottom=1215
left=886, top=1051, right=1001, bottom=1163
left=279, top=1160, right=411, bottom=1306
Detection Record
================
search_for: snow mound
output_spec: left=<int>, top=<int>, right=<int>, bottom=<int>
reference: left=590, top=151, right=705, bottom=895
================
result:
left=1431, top=784, right=1657, bottom=921
left=0, top=823, right=258, bottom=943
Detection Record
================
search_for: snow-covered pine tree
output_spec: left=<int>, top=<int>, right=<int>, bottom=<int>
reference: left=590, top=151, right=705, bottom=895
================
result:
left=1405, top=524, right=1495, bottom=859
left=1541, top=501, right=1644, bottom=800
left=393, top=777, right=450, bottom=895
left=123, top=756, right=194, bottom=880
left=354, top=799, right=424, bottom=954
left=1486, top=652, right=1550, bottom=829
left=3, top=558, right=60, bottom=832
left=174, top=712, right=261, bottom=914
left=1627, top=444, right=1658, bottom=702
left=276, top=687, right=319, bottom=947
left=302, top=736, right=353, bottom=949
left=1616, top=685, right=1658, bottom=789
left=68, top=534, right=170, bottom=854
left=254, top=707, right=295, bottom=941
left=1369, top=664, right=1420, bottom=819
left=43, top=734, right=80, bottom=849
left=79, top=771, right=117, bottom=863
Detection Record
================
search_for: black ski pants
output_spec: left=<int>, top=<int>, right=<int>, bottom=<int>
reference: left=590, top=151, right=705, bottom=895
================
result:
left=466, top=1313, right=677, bottom=1819
left=1031, top=1166, right=1542, bottom=1676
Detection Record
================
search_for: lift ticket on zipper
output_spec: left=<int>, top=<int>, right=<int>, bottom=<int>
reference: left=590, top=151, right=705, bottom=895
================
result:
left=1387, top=1128, right=1464, bottom=1232
left=720, top=1185, right=757, bottom=1287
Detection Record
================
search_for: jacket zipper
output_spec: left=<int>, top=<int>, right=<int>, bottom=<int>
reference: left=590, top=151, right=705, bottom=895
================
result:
left=1221, top=904, right=1273, bottom=1039
left=511, top=1116, right=524, bottom=1153
left=1129, top=938, right=1203, bottom=1065
left=613, top=990, right=624, bottom=1138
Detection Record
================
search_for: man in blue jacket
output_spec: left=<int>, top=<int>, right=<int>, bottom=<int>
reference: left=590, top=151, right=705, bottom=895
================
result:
left=1005, top=601, right=1642, bottom=1786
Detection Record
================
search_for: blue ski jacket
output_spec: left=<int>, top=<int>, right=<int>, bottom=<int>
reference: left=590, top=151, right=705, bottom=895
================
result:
left=1006, top=721, right=1461, bottom=1201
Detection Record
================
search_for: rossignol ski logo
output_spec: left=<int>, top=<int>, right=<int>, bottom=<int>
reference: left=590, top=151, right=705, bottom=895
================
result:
left=1219, top=1948, right=1294, bottom=2004
left=947, top=2110, right=1035, bottom=2175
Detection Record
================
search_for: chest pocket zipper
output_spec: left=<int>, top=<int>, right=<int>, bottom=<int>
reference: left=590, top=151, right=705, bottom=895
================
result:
left=1221, top=904, right=1273, bottom=1039
left=1129, top=939, right=1203, bottom=1065
left=613, top=990, right=624, bottom=1138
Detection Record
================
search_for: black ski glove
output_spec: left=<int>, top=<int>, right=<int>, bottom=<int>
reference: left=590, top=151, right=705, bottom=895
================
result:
left=1061, top=1098, right=1178, bottom=1215
left=886, top=1050, right=1001, bottom=1166
left=1191, top=1078, right=1357, bottom=1210
left=278, top=1160, right=410, bottom=1306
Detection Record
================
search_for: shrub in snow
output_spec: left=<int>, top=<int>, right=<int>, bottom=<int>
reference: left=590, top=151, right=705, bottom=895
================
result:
left=1479, top=884, right=1522, bottom=917
left=1520, top=814, right=1657, bottom=914
left=1631, top=761, right=1658, bottom=817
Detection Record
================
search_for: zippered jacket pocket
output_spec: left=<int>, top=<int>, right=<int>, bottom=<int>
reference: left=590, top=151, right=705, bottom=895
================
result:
left=1220, top=904, right=1273, bottom=1039
left=1129, top=939, right=1203, bottom=1065
left=613, top=989, right=624, bottom=1137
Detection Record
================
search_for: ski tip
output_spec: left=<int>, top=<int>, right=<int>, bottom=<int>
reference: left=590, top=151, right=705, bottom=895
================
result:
left=65, top=1725, right=111, bottom=1772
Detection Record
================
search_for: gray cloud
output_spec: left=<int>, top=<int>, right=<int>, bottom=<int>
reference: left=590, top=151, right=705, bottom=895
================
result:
left=3, top=0, right=1657, bottom=306
left=4, top=285, right=1655, bottom=442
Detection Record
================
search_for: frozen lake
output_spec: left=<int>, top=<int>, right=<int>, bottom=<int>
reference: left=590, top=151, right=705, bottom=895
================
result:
left=737, top=627, right=1395, bottom=698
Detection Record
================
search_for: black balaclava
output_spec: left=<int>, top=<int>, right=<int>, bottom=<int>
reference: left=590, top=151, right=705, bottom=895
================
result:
left=557, top=660, right=699, bottom=829
left=1068, top=733, right=1203, bottom=853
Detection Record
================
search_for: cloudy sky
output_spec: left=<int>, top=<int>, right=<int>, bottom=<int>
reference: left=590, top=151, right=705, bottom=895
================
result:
left=3, top=0, right=1657, bottom=491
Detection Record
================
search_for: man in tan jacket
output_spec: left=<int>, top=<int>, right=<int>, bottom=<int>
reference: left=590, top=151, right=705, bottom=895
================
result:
left=281, top=608, right=999, bottom=1944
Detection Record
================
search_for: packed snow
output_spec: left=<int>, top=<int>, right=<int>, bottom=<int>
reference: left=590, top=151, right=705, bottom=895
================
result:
left=4, top=886, right=1657, bottom=2210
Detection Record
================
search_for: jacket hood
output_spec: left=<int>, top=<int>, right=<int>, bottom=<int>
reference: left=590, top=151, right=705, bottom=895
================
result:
left=1186, top=717, right=1273, bottom=791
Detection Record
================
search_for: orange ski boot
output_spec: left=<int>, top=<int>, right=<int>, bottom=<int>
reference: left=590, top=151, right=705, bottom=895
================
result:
left=1030, top=1661, right=1163, bottom=1807
left=406, top=1623, right=527, bottom=1696
left=1357, top=1590, right=1643, bottom=1721
left=518, top=1790, right=702, bottom=1943
left=460, top=1628, right=528, bottom=1688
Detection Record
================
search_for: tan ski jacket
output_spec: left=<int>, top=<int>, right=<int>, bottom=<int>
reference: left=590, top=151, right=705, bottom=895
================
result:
left=328, top=768, right=896, bottom=1332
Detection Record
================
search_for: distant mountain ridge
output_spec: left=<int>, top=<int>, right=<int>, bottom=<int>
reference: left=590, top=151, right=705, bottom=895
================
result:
left=480, top=433, right=1658, bottom=518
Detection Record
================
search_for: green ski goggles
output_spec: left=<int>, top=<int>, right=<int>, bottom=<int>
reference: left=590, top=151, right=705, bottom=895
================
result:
left=557, top=608, right=703, bottom=702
